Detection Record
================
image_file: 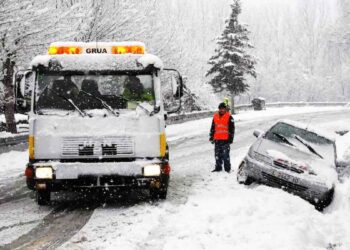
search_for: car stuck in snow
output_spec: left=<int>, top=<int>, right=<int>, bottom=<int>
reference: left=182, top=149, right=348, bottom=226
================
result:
left=237, top=119, right=338, bottom=209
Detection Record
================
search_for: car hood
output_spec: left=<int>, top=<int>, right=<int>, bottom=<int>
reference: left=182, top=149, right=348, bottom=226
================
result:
left=256, top=138, right=338, bottom=188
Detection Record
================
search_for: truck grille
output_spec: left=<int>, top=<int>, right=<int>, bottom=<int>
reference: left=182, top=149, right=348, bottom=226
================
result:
left=262, top=172, right=308, bottom=192
left=62, top=137, right=134, bottom=157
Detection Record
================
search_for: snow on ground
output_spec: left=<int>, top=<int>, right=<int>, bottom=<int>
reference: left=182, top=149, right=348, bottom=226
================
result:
left=1, top=106, right=350, bottom=249
left=317, top=120, right=350, bottom=162
left=62, top=146, right=350, bottom=250
left=0, top=198, right=51, bottom=245
left=61, top=107, right=350, bottom=250
left=0, top=151, right=52, bottom=246
left=0, top=150, right=27, bottom=184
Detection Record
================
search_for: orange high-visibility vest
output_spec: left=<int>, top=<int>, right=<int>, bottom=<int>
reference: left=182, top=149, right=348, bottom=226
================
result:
left=213, top=112, right=231, bottom=140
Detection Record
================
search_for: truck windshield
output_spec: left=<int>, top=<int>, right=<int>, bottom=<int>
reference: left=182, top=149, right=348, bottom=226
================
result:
left=35, top=72, right=155, bottom=115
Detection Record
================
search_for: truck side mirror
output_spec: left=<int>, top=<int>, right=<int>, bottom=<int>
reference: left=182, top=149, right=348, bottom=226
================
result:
left=171, top=75, right=184, bottom=99
left=174, top=76, right=184, bottom=98
left=14, top=70, right=33, bottom=113
left=163, top=68, right=184, bottom=114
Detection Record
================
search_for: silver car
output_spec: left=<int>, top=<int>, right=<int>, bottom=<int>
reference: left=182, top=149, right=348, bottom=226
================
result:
left=237, top=119, right=338, bottom=210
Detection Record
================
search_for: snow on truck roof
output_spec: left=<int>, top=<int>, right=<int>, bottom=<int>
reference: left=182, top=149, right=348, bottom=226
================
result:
left=278, top=119, right=335, bottom=142
left=30, top=41, right=164, bottom=71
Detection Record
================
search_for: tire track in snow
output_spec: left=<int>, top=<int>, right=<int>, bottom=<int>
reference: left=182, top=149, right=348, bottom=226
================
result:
left=1, top=201, right=98, bottom=250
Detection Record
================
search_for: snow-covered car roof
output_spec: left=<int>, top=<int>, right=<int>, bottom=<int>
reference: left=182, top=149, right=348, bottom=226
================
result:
left=277, top=119, right=335, bottom=142
left=30, top=53, right=164, bottom=72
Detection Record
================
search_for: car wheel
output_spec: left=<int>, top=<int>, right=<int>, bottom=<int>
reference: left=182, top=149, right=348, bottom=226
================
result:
left=237, top=161, right=253, bottom=185
left=36, top=190, right=50, bottom=206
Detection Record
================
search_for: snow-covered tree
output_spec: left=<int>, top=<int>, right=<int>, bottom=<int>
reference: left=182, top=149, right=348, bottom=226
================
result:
left=206, top=0, right=256, bottom=102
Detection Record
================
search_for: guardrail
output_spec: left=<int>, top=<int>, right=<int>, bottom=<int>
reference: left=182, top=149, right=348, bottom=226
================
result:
left=0, top=134, right=28, bottom=149
left=0, top=102, right=349, bottom=149
left=167, top=101, right=350, bottom=125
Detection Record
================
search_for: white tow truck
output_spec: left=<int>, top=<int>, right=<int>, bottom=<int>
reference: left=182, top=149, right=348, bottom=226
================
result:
left=16, top=42, right=183, bottom=205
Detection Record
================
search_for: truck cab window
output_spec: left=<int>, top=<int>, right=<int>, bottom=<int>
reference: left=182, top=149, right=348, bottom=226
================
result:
left=36, top=73, right=155, bottom=114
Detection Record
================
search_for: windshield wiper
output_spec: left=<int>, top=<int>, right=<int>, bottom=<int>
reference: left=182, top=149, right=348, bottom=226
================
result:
left=294, top=135, right=323, bottom=159
left=51, top=89, right=88, bottom=117
left=273, top=132, right=294, bottom=147
left=80, top=90, right=119, bottom=117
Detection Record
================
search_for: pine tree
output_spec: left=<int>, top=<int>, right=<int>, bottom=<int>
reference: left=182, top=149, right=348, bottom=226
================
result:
left=206, top=0, right=256, bottom=99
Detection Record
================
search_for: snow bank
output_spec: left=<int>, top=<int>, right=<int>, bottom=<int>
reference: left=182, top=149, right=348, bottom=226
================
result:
left=316, top=120, right=350, bottom=162
left=336, top=132, right=350, bottom=162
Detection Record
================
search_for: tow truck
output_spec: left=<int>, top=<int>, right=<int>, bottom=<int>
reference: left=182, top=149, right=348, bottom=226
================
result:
left=15, top=42, right=183, bottom=205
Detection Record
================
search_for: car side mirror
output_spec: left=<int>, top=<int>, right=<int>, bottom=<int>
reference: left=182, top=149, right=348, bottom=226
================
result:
left=253, top=130, right=263, bottom=138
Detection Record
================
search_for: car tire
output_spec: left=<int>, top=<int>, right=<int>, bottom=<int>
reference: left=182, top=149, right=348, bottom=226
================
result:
left=237, top=161, right=254, bottom=185
left=36, top=190, right=50, bottom=206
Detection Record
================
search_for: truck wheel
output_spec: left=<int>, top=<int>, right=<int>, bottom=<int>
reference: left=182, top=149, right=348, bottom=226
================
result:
left=36, top=190, right=50, bottom=205
left=237, top=161, right=253, bottom=185
left=26, top=178, right=35, bottom=190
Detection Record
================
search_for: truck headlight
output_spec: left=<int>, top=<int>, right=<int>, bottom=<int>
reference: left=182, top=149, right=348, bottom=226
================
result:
left=143, top=164, right=161, bottom=176
left=36, top=167, right=53, bottom=179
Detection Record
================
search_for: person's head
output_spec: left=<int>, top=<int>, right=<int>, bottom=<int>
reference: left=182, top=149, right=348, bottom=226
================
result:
left=218, top=102, right=227, bottom=115
left=125, top=76, right=144, bottom=97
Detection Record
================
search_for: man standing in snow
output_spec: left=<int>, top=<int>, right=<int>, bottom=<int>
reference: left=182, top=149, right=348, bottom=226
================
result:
left=209, top=103, right=235, bottom=172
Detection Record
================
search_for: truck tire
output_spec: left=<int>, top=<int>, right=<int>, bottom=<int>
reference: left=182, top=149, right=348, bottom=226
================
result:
left=237, top=161, right=254, bottom=185
left=150, top=177, right=169, bottom=200
left=36, top=190, right=50, bottom=205
left=26, top=178, right=35, bottom=190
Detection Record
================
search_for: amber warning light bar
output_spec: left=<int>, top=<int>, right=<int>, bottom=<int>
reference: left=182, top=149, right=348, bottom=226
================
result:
left=48, top=42, right=145, bottom=55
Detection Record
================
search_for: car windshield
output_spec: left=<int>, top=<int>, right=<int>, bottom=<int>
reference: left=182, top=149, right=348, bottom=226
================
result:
left=35, top=72, right=155, bottom=115
left=265, top=122, right=336, bottom=164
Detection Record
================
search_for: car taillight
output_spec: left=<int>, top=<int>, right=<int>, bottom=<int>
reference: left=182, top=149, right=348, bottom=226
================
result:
left=162, top=163, right=171, bottom=175
left=25, top=167, right=34, bottom=178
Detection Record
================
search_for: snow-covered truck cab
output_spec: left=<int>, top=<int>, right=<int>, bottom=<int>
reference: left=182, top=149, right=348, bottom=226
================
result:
left=21, top=42, right=183, bottom=205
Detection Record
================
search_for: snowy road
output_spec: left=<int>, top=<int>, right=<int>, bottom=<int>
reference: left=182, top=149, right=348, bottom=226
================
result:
left=0, top=107, right=350, bottom=250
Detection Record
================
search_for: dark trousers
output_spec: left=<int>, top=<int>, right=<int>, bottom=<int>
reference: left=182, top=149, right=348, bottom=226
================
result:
left=214, top=140, right=231, bottom=171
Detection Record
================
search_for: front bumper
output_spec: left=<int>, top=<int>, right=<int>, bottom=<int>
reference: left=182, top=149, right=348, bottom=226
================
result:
left=29, top=160, right=168, bottom=191
left=244, top=154, right=334, bottom=204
